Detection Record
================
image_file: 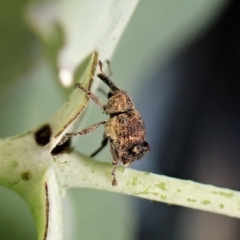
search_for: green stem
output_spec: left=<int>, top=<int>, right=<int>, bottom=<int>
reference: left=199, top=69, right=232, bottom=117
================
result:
left=56, top=151, right=240, bottom=219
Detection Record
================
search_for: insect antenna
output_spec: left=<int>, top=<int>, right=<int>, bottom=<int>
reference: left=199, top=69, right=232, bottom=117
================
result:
left=106, top=60, right=113, bottom=77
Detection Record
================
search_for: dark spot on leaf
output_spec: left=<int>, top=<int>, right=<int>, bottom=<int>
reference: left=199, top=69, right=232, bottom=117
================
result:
left=21, top=171, right=32, bottom=181
left=35, top=124, right=52, bottom=146
left=51, top=138, right=71, bottom=155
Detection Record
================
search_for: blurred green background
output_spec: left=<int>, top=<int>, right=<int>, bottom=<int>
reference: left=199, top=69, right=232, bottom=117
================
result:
left=0, top=0, right=230, bottom=239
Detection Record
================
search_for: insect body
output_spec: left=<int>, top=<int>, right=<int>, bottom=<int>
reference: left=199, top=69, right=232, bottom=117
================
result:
left=59, top=61, right=150, bottom=186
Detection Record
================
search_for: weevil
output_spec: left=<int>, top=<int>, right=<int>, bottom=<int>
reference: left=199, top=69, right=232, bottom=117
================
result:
left=58, top=61, right=150, bottom=186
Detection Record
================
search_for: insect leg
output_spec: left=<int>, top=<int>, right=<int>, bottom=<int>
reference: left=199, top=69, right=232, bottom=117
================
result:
left=58, top=121, right=106, bottom=145
left=90, top=135, right=108, bottom=157
left=110, top=145, right=119, bottom=186
left=75, top=83, right=104, bottom=110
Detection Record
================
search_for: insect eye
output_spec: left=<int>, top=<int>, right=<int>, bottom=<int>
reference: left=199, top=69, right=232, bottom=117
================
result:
left=131, top=142, right=150, bottom=156
left=143, top=141, right=150, bottom=152
left=132, top=145, right=142, bottom=154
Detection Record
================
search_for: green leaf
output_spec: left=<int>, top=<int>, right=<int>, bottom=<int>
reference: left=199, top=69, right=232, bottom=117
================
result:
left=0, top=0, right=39, bottom=90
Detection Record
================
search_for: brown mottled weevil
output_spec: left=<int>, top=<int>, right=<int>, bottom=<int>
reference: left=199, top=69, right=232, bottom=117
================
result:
left=58, top=60, right=150, bottom=186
